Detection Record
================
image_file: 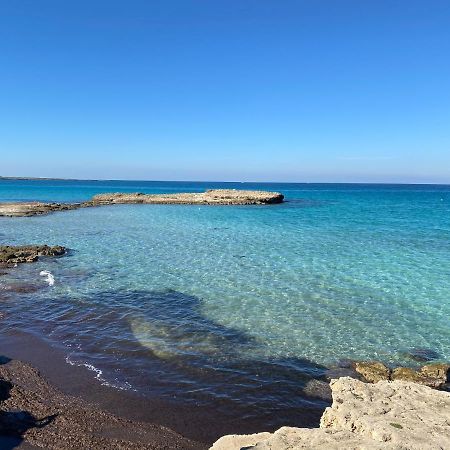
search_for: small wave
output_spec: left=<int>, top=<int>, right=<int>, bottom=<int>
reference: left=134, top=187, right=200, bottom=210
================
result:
left=65, top=355, right=103, bottom=380
left=65, top=355, right=134, bottom=391
left=40, top=270, right=55, bottom=286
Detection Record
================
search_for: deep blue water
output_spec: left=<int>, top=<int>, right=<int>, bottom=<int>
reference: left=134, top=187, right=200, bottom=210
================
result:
left=1, top=179, right=449, bottom=427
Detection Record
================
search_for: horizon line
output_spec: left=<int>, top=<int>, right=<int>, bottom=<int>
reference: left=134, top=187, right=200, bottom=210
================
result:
left=0, top=176, right=449, bottom=186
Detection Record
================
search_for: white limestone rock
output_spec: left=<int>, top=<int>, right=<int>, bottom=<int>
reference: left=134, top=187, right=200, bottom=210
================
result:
left=210, top=377, right=450, bottom=450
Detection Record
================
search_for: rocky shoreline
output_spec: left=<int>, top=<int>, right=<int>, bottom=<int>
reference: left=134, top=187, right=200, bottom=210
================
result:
left=0, top=348, right=448, bottom=450
left=211, top=376, right=450, bottom=449
left=211, top=360, right=449, bottom=449
left=0, top=189, right=284, bottom=217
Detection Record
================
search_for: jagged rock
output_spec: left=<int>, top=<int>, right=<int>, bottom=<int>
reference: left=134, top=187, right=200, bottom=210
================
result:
left=0, top=245, right=66, bottom=266
left=354, top=361, right=390, bottom=383
left=210, top=377, right=450, bottom=450
left=392, top=363, right=449, bottom=388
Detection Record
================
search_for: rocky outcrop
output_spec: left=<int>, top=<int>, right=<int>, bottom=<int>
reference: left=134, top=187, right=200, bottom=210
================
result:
left=0, top=245, right=66, bottom=266
left=0, top=189, right=284, bottom=217
left=391, top=364, right=449, bottom=388
left=354, top=361, right=390, bottom=383
left=211, top=377, right=450, bottom=450
left=355, top=361, right=449, bottom=389
left=0, top=202, right=81, bottom=217
left=91, top=189, right=284, bottom=206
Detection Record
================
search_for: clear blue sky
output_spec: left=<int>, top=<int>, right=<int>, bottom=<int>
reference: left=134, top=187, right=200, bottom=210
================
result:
left=1, top=1, right=449, bottom=182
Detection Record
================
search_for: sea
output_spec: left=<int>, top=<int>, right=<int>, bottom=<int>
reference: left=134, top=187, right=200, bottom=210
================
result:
left=1, top=179, right=449, bottom=429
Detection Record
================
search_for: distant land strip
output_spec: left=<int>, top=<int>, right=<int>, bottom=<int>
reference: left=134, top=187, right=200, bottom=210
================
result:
left=0, top=176, right=113, bottom=181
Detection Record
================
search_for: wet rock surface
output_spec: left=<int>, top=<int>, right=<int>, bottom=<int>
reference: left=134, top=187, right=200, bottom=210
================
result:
left=354, top=361, right=449, bottom=389
left=0, top=357, right=203, bottom=450
left=354, top=361, right=391, bottom=383
left=0, top=189, right=284, bottom=217
left=391, top=364, right=449, bottom=388
left=211, top=376, right=450, bottom=450
left=0, top=202, right=81, bottom=217
left=0, top=245, right=66, bottom=266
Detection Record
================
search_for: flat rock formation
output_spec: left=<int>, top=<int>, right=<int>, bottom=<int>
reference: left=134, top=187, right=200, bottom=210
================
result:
left=211, top=376, right=450, bottom=450
left=91, top=189, right=284, bottom=205
left=0, top=202, right=80, bottom=217
left=0, top=189, right=284, bottom=217
left=0, top=357, right=203, bottom=450
left=0, top=245, right=66, bottom=266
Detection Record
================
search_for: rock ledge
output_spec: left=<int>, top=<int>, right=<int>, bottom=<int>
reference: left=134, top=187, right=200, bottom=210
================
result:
left=92, top=189, right=284, bottom=205
left=211, top=377, right=450, bottom=450
left=0, top=189, right=284, bottom=217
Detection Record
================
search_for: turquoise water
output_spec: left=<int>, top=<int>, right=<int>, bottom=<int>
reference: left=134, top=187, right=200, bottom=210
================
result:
left=1, top=180, right=450, bottom=426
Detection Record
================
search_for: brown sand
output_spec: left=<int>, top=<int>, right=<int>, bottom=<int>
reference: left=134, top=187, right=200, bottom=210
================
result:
left=0, top=354, right=204, bottom=450
left=1, top=330, right=303, bottom=448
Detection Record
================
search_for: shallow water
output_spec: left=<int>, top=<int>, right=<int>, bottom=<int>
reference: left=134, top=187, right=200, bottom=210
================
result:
left=1, top=180, right=450, bottom=427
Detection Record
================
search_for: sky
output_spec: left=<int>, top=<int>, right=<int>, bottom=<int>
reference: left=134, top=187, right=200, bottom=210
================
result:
left=0, top=1, right=449, bottom=183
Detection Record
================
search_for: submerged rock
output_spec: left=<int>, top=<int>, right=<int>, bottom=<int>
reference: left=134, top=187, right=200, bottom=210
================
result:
left=211, top=377, right=450, bottom=449
left=0, top=245, right=66, bottom=266
left=302, top=379, right=332, bottom=401
left=0, top=202, right=80, bottom=217
left=403, top=348, right=441, bottom=362
left=2, top=283, right=42, bottom=294
left=325, top=360, right=361, bottom=381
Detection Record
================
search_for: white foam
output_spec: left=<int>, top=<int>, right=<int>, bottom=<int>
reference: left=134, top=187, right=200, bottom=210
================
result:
left=65, top=355, right=103, bottom=379
left=65, top=355, right=134, bottom=391
left=40, top=270, right=55, bottom=286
